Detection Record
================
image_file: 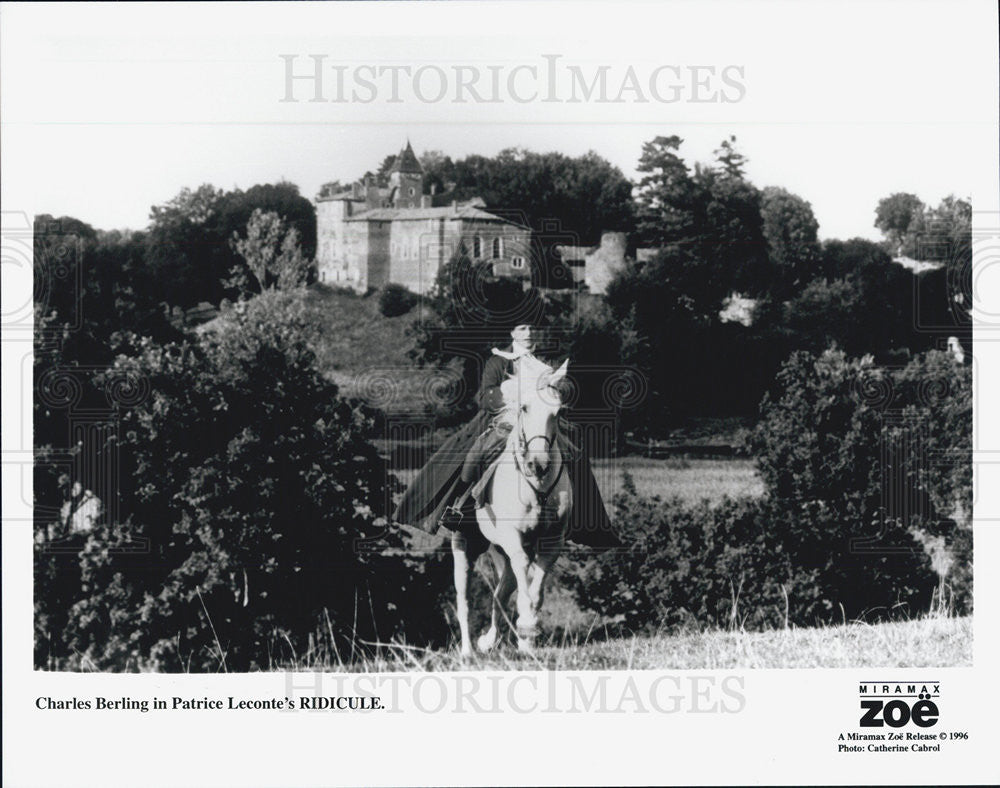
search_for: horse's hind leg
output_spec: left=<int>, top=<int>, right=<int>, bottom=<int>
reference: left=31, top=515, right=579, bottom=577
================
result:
left=451, top=529, right=486, bottom=658
left=478, top=548, right=514, bottom=652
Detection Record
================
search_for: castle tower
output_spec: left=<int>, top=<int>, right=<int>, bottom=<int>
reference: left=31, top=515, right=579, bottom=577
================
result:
left=389, top=140, right=424, bottom=208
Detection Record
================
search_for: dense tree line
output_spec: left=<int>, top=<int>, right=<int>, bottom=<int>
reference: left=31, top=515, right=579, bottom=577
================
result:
left=145, top=182, right=316, bottom=308
left=411, top=136, right=971, bottom=436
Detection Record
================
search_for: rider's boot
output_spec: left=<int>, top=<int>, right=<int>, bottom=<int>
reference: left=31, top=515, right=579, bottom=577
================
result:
left=438, top=481, right=472, bottom=529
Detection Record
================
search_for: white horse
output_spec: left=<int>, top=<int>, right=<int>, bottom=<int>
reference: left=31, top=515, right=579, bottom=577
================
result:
left=451, top=356, right=573, bottom=655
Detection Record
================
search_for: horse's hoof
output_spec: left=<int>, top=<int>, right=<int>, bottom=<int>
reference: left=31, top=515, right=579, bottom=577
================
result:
left=516, top=626, right=538, bottom=653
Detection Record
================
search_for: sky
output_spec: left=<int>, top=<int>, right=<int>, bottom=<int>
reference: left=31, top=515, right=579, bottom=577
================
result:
left=2, top=1, right=997, bottom=242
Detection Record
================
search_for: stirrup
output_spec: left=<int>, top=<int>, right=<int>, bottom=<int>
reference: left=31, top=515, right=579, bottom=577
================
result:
left=438, top=504, right=465, bottom=528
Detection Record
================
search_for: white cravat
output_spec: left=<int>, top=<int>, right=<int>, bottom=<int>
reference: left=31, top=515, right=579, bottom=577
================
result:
left=490, top=344, right=533, bottom=361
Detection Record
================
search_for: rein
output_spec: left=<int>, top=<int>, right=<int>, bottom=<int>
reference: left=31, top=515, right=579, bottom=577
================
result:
left=512, top=422, right=564, bottom=506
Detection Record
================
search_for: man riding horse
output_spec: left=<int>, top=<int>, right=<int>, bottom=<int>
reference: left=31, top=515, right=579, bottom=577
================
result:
left=393, top=324, right=619, bottom=548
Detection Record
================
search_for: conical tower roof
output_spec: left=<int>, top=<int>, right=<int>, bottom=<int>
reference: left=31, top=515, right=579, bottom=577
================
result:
left=390, top=140, right=423, bottom=174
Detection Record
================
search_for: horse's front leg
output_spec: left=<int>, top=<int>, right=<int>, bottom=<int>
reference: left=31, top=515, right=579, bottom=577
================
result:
left=451, top=531, right=476, bottom=658
left=492, top=528, right=537, bottom=652
left=527, top=489, right=569, bottom=622
left=527, top=536, right=564, bottom=625
left=478, top=548, right=514, bottom=652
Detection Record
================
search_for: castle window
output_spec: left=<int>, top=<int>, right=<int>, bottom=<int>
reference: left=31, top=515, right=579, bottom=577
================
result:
left=511, top=256, right=525, bottom=269
left=492, top=237, right=503, bottom=259
left=409, top=187, right=415, bottom=196
left=473, top=236, right=482, bottom=258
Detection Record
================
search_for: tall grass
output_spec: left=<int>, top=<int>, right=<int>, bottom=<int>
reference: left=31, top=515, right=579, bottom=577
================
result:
left=267, top=602, right=970, bottom=673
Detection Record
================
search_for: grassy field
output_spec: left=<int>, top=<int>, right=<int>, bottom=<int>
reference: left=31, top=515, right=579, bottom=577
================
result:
left=590, top=456, right=764, bottom=503
left=302, top=283, right=417, bottom=376
left=299, top=615, right=971, bottom=671
left=392, top=456, right=764, bottom=509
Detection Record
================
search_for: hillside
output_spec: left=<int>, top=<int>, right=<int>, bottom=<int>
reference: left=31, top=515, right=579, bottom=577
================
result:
left=301, top=283, right=421, bottom=391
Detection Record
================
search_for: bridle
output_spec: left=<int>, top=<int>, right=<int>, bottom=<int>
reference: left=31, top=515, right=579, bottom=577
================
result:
left=512, top=416, right=564, bottom=507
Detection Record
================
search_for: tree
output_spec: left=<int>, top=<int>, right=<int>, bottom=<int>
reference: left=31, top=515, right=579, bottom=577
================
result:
left=922, top=195, right=971, bottom=263
left=875, top=192, right=925, bottom=255
left=33, top=215, right=178, bottom=374
left=219, top=182, right=317, bottom=261
left=693, top=152, right=769, bottom=297
left=920, top=196, right=972, bottom=336
left=419, top=149, right=456, bottom=195
left=633, top=135, right=769, bottom=301
left=604, top=246, right=714, bottom=429
left=753, top=349, right=937, bottom=620
left=760, top=186, right=821, bottom=295
left=890, top=350, right=972, bottom=612
left=633, top=135, right=700, bottom=247
left=144, top=185, right=225, bottom=307
left=373, top=154, right=397, bottom=187
left=229, top=209, right=311, bottom=296
left=445, top=147, right=634, bottom=242
left=713, top=134, right=748, bottom=179
left=145, top=182, right=316, bottom=308
left=781, top=239, right=918, bottom=360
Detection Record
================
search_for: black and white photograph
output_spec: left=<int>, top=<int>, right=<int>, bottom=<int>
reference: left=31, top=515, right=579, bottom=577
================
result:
left=2, top=1, right=998, bottom=785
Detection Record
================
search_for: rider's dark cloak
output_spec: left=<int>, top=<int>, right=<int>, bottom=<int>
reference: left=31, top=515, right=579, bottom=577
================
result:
left=392, top=348, right=620, bottom=548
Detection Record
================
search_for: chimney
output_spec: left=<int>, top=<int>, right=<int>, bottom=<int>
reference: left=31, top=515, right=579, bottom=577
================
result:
left=452, top=199, right=458, bottom=213
left=430, top=183, right=438, bottom=196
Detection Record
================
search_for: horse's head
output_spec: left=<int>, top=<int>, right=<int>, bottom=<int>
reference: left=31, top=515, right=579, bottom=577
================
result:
left=500, top=357, right=570, bottom=480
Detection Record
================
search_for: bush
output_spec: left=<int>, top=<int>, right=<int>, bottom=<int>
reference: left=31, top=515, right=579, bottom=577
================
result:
left=569, top=487, right=789, bottom=632
left=572, top=347, right=971, bottom=631
left=889, top=350, right=972, bottom=612
left=35, top=291, right=451, bottom=670
left=753, top=347, right=965, bottom=616
left=572, top=490, right=936, bottom=634
left=378, top=283, right=419, bottom=317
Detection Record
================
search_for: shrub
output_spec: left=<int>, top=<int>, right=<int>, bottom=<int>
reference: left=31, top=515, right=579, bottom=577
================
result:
left=572, top=347, right=971, bottom=631
left=35, top=291, right=451, bottom=671
left=568, top=487, right=789, bottom=632
left=889, top=350, right=972, bottom=612
left=571, top=486, right=936, bottom=633
left=378, top=283, right=419, bottom=317
left=753, top=347, right=963, bottom=616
